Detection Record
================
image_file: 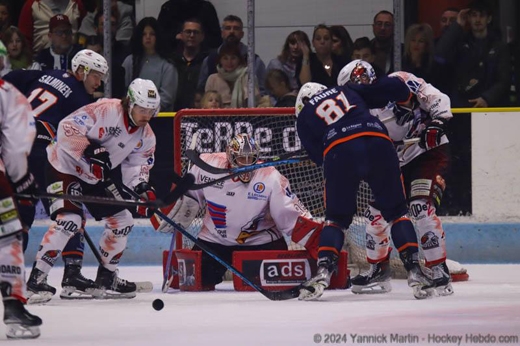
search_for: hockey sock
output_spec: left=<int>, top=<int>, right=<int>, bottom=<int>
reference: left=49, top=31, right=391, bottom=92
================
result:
left=317, top=222, right=344, bottom=259
left=98, top=209, right=134, bottom=271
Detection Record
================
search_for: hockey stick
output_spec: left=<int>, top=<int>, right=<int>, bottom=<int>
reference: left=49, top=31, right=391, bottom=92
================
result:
left=16, top=191, right=165, bottom=208
left=161, top=233, right=177, bottom=293
left=116, top=182, right=301, bottom=301
left=82, top=226, right=153, bottom=293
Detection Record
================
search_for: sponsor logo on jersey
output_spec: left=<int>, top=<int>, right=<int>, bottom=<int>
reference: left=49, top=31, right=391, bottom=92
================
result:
left=366, top=122, right=383, bottom=130
left=420, top=231, right=439, bottom=249
left=112, top=225, right=133, bottom=237
left=260, top=259, right=311, bottom=286
left=73, top=116, right=86, bottom=126
left=41, top=250, right=61, bottom=266
left=253, top=182, right=265, bottom=193
left=226, top=191, right=235, bottom=196
left=365, top=233, right=376, bottom=250
left=327, top=128, right=337, bottom=139
left=199, top=174, right=224, bottom=189
left=100, top=126, right=122, bottom=138
left=0, top=265, right=22, bottom=275
left=342, top=123, right=362, bottom=132
left=134, top=139, right=143, bottom=149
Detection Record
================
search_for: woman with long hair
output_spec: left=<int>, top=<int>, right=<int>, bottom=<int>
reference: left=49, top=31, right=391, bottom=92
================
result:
left=3, top=26, right=33, bottom=71
left=267, top=30, right=310, bottom=91
left=122, top=17, right=178, bottom=111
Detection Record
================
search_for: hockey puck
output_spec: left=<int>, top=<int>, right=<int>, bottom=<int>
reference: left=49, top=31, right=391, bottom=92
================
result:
left=152, top=299, right=164, bottom=311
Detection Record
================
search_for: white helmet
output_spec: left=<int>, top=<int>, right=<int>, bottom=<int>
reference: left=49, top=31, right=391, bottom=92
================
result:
left=226, top=133, right=259, bottom=183
left=337, top=59, right=377, bottom=86
left=295, top=82, right=327, bottom=118
left=72, top=49, right=109, bottom=82
left=127, top=78, right=161, bottom=119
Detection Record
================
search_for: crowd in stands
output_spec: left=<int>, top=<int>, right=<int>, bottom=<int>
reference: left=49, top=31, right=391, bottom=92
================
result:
left=0, top=0, right=518, bottom=215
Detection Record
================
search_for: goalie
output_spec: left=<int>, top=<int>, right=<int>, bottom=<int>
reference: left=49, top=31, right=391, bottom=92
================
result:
left=153, top=133, right=322, bottom=287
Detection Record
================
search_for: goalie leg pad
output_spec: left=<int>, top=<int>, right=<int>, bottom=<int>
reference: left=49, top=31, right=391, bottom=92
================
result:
left=152, top=194, right=200, bottom=233
left=409, top=199, right=446, bottom=266
left=291, top=216, right=323, bottom=259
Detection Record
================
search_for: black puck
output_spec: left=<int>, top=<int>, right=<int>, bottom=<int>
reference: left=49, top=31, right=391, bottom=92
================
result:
left=152, top=299, right=164, bottom=311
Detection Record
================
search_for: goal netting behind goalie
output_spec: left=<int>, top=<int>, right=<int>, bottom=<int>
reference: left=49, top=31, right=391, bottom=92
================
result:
left=172, top=108, right=465, bottom=279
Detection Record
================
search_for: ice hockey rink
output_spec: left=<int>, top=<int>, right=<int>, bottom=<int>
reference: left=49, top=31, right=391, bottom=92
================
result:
left=1, top=264, right=518, bottom=346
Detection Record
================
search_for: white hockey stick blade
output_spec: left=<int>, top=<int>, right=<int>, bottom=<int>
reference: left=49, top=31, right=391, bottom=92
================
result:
left=136, top=281, right=153, bottom=293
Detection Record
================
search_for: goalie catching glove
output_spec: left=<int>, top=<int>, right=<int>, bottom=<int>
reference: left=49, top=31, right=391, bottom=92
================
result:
left=420, top=118, right=448, bottom=150
left=150, top=194, right=200, bottom=233
left=134, top=182, right=156, bottom=217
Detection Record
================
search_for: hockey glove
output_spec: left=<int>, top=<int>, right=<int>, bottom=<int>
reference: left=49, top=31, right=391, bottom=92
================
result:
left=134, top=182, right=156, bottom=217
left=420, top=118, right=448, bottom=150
left=12, top=172, right=39, bottom=206
left=84, top=143, right=112, bottom=181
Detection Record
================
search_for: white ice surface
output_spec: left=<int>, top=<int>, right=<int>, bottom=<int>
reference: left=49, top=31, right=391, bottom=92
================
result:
left=1, top=265, right=519, bottom=346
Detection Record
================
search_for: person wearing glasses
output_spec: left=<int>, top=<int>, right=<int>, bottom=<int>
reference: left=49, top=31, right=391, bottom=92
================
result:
left=371, top=10, right=395, bottom=74
left=34, top=14, right=82, bottom=71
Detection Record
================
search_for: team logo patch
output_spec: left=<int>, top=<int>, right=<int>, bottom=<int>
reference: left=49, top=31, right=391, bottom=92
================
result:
left=365, top=234, right=376, bottom=250
left=420, top=231, right=440, bottom=250
left=135, top=139, right=143, bottom=149
left=148, top=89, right=157, bottom=98
left=253, top=182, right=265, bottom=193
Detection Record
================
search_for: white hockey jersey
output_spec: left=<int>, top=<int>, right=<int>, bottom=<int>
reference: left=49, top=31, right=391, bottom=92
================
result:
left=370, top=71, right=453, bottom=166
left=0, top=80, right=36, bottom=183
left=47, top=98, right=156, bottom=188
left=187, top=153, right=312, bottom=246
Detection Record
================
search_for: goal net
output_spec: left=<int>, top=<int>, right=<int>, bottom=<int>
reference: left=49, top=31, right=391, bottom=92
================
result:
left=172, top=108, right=466, bottom=280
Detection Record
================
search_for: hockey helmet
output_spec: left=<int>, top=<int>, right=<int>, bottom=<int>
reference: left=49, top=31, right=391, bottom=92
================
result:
left=226, top=133, right=259, bottom=183
left=127, top=78, right=161, bottom=119
left=337, top=59, right=376, bottom=86
left=72, top=49, right=109, bottom=82
left=295, top=82, right=327, bottom=118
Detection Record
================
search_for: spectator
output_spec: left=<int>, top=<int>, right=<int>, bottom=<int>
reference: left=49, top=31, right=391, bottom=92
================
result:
left=122, top=17, right=178, bottom=112
left=157, top=0, right=222, bottom=54
left=439, top=7, right=459, bottom=38
left=3, top=0, right=21, bottom=27
left=201, top=90, right=222, bottom=109
left=371, top=10, right=394, bottom=74
left=266, top=30, right=310, bottom=92
left=351, top=36, right=385, bottom=77
left=265, top=69, right=297, bottom=107
left=205, top=42, right=269, bottom=108
left=34, top=14, right=82, bottom=71
left=436, top=1, right=511, bottom=107
left=18, top=0, right=85, bottom=57
left=2, top=26, right=33, bottom=71
left=402, top=23, right=450, bottom=93
left=0, top=0, right=11, bottom=40
left=84, top=34, right=102, bottom=54
left=192, top=90, right=203, bottom=108
left=197, top=15, right=267, bottom=96
left=330, top=25, right=353, bottom=63
left=78, top=0, right=134, bottom=46
left=173, top=18, right=209, bottom=111
left=296, top=24, right=348, bottom=87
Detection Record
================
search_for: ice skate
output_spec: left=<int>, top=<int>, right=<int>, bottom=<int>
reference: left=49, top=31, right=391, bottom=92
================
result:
left=26, top=265, right=56, bottom=305
left=2, top=283, right=42, bottom=339
left=299, top=257, right=335, bottom=301
left=94, top=266, right=136, bottom=299
left=429, top=262, right=454, bottom=296
left=400, top=251, right=435, bottom=299
left=60, top=263, right=103, bottom=299
left=351, top=260, right=392, bottom=294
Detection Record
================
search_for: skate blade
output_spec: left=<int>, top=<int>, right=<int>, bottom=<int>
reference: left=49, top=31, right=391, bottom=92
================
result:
left=351, top=281, right=392, bottom=294
left=136, top=281, right=153, bottom=293
left=6, top=325, right=41, bottom=339
left=60, top=286, right=104, bottom=300
left=298, top=283, right=326, bottom=301
left=435, top=283, right=454, bottom=296
left=27, top=292, right=53, bottom=305
left=93, top=290, right=137, bottom=300
left=411, top=285, right=437, bottom=300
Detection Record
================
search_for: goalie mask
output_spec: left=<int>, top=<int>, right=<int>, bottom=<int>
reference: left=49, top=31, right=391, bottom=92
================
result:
left=226, top=133, right=259, bottom=183
left=127, top=78, right=161, bottom=126
left=337, top=59, right=376, bottom=86
left=295, top=82, right=327, bottom=118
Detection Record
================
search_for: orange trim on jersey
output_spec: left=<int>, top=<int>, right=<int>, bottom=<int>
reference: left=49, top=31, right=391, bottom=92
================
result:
left=323, top=132, right=392, bottom=157
left=396, top=91, right=413, bottom=105
left=62, top=251, right=84, bottom=257
left=397, top=243, right=418, bottom=252
left=318, top=246, right=340, bottom=256
left=393, top=217, right=410, bottom=224
left=41, top=121, right=56, bottom=138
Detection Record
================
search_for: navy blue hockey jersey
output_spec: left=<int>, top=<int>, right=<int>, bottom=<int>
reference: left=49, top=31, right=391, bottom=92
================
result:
left=3, top=69, right=94, bottom=128
left=296, top=76, right=411, bottom=166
